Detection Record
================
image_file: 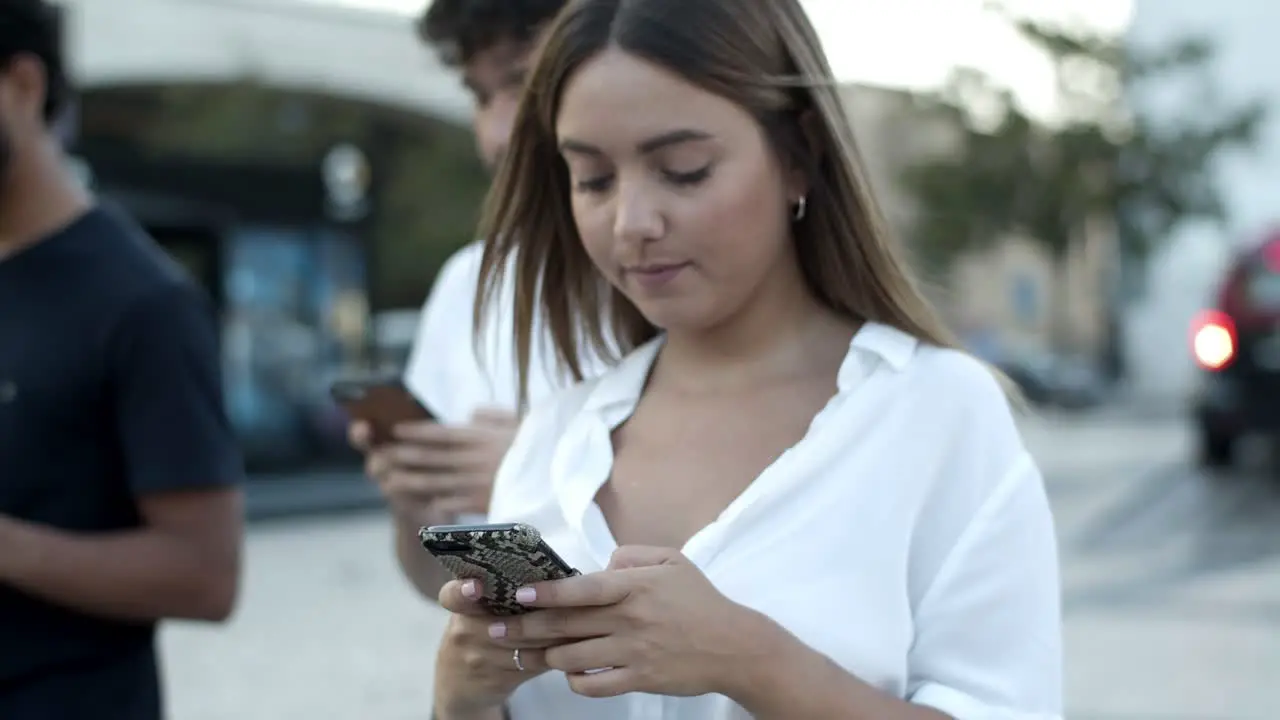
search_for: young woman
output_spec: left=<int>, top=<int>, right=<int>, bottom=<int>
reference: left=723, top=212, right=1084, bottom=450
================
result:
left=431, top=1, right=1062, bottom=719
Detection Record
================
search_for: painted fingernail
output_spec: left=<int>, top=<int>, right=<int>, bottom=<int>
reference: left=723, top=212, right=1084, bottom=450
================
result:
left=461, top=580, right=478, bottom=598
left=516, top=587, right=536, bottom=604
left=488, top=622, right=506, bottom=639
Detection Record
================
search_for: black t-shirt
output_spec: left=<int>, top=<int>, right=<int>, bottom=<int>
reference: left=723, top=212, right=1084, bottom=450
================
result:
left=0, top=206, right=244, bottom=715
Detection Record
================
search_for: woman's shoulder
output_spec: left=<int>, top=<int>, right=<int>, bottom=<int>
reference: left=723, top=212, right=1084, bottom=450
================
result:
left=869, top=340, right=1029, bottom=493
left=898, top=342, right=1018, bottom=423
left=849, top=323, right=1010, bottom=419
left=872, top=342, right=1044, bottom=565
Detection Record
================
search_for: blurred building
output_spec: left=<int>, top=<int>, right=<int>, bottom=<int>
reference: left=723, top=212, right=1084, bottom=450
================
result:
left=841, top=84, right=1113, bottom=360
left=60, top=0, right=484, bottom=473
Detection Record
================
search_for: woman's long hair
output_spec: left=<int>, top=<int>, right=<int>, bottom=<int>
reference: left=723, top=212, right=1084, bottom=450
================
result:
left=476, top=0, right=971, bottom=409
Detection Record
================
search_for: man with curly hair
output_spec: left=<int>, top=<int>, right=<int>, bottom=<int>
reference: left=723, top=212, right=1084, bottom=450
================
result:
left=351, top=0, right=600, bottom=602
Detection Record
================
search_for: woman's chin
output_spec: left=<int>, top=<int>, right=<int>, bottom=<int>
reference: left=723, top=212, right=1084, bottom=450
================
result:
left=632, top=301, right=715, bottom=337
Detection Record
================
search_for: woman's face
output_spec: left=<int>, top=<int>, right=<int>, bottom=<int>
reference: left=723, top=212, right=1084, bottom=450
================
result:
left=555, top=48, right=805, bottom=332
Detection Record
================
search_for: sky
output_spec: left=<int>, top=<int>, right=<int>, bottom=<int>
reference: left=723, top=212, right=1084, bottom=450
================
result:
left=312, top=0, right=1133, bottom=120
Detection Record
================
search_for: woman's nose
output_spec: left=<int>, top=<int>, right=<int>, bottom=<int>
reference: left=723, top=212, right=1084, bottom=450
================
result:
left=612, top=182, right=665, bottom=245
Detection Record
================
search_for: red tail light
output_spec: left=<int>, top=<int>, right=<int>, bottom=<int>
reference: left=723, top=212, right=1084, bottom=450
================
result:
left=1191, top=309, right=1237, bottom=371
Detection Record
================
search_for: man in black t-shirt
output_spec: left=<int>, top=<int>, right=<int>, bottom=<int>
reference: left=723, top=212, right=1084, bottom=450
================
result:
left=0, top=2, right=245, bottom=717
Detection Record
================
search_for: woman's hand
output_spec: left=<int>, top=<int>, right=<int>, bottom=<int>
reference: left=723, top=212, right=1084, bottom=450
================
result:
left=487, top=546, right=777, bottom=700
left=433, top=579, right=558, bottom=718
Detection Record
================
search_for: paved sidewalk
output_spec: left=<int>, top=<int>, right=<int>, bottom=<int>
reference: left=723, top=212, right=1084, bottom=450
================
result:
left=1031, top=412, right=1280, bottom=719
left=161, top=514, right=447, bottom=720
left=1066, top=567, right=1280, bottom=720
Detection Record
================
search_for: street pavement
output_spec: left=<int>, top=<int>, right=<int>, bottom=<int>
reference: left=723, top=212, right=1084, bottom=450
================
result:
left=160, top=408, right=1280, bottom=719
left=1031, top=412, right=1280, bottom=720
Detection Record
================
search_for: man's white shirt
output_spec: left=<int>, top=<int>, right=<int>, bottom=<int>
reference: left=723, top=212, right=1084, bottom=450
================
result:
left=403, top=241, right=608, bottom=423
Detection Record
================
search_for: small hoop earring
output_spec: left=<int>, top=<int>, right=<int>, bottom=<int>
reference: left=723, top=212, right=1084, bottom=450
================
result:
left=792, top=195, right=807, bottom=222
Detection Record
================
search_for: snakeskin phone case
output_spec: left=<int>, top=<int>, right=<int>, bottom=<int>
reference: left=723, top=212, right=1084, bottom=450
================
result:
left=419, top=523, right=580, bottom=616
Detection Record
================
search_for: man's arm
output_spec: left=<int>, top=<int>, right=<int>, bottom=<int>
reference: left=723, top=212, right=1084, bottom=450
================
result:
left=352, top=420, right=457, bottom=602
left=382, top=415, right=518, bottom=602
left=0, top=489, right=241, bottom=622
left=356, top=416, right=515, bottom=603
left=376, top=242, right=521, bottom=600
left=0, top=280, right=245, bottom=622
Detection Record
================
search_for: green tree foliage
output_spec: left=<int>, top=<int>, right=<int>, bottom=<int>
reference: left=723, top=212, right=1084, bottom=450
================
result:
left=900, top=9, right=1266, bottom=276
left=372, top=120, right=489, bottom=309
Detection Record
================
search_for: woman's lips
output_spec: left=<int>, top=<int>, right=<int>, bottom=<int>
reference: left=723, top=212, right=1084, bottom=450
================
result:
left=625, top=262, right=690, bottom=290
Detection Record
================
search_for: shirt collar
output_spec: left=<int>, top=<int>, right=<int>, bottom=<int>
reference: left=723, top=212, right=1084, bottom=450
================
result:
left=548, top=321, right=921, bottom=569
left=837, top=321, right=919, bottom=390
left=579, top=335, right=664, bottom=428
left=578, top=321, right=920, bottom=424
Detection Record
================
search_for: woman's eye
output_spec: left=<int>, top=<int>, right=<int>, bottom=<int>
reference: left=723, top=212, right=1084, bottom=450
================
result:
left=574, top=175, right=614, bottom=193
left=663, top=166, right=712, bottom=187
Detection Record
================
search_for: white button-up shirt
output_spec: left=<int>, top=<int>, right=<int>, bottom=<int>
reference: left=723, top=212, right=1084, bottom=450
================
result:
left=403, top=241, right=609, bottom=424
left=488, top=322, right=1063, bottom=720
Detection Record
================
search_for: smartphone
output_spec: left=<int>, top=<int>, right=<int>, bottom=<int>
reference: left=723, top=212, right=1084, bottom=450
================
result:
left=419, top=522, right=580, bottom=616
left=330, top=377, right=436, bottom=445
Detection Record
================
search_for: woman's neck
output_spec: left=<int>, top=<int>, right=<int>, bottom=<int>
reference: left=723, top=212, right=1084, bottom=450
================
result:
left=656, top=273, right=857, bottom=393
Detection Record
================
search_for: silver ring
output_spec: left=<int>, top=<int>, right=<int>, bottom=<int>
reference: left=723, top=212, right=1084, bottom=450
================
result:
left=512, top=648, right=525, bottom=672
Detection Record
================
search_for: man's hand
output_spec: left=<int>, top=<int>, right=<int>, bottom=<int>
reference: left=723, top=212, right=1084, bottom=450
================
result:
left=351, top=408, right=518, bottom=601
left=352, top=408, right=518, bottom=526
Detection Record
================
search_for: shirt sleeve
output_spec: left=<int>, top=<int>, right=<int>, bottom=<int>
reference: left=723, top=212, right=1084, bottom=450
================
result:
left=108, top=281, right=245, bottom=496
left=907, top=451, right=1063, bottom=720
left=402, top=243, right=484, bottom=426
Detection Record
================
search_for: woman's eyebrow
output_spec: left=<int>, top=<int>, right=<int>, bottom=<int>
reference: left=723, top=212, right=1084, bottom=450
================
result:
left=558, top=128, right=715, bottom=157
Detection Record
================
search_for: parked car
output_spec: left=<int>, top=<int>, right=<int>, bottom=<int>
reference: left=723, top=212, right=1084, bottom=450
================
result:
left=1190, top=232, right=1280, bottom=467
left=991, top=348, right=1109, bottom=410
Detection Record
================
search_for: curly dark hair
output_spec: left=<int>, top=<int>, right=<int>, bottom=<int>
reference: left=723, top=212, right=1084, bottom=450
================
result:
left=417, top=0, right=567, bottom=67
left=0, top=0, right=68, bottom=123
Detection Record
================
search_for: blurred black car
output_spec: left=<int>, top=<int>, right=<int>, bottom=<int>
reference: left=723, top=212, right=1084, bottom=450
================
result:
left=1190, top=232, right=1280, bottom=467
left=994, top=349, right=1108, bottom=410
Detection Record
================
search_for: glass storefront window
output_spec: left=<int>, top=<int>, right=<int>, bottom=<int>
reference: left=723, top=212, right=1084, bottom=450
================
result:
left=221, top=226, right=368, bottom=469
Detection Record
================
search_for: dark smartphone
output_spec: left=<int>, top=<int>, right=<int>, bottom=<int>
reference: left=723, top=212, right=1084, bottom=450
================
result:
left=330, top=377, right=436, bottom=445
left=419, top=522, right=580, bottom=616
